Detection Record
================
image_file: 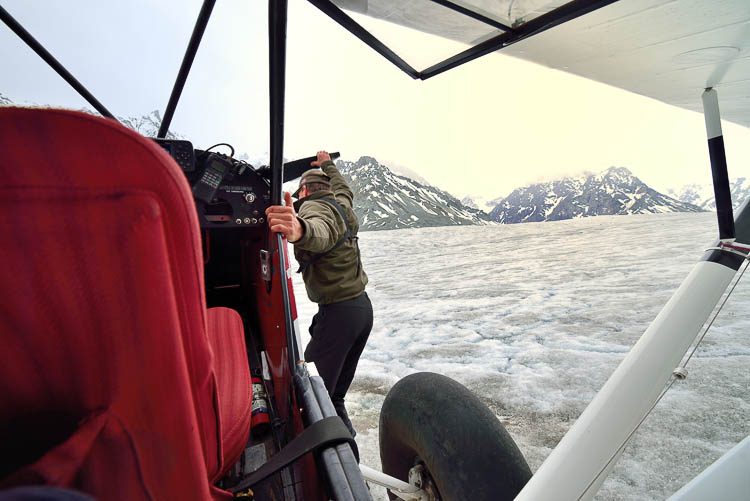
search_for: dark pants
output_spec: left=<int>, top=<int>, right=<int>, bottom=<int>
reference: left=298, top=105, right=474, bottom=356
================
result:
left=304, top=292, right=373, bottom=438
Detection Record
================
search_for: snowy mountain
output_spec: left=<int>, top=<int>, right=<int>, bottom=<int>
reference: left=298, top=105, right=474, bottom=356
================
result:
left=0, top=93, right=181, bottom=140
left=461, top=195, right=506, bottom=214
left=118, top=110, right=182, bottom=140
left=386, top=162, right=432, bottom=186
left=666, top=177, right=749, bottom=210
left=489, top=166, right=704, bottom=224
left=336, top=156, right=493, bottom=231
left=0, top=93, right=723, bottom=228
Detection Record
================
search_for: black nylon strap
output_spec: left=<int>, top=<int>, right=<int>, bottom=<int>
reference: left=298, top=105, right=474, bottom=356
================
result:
left=325, top=199, right=353, bottom=233
left=230, top=416, right=357, bottom=493
left=297, top=199, right=361, bottom=275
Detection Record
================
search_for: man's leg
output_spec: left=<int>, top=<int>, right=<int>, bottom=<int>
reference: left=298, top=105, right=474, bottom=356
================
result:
left=304, top=294, right=373, bottom=437
left=304, top=306, right=350, bottom=396
left=329, top=294, right=373, bottom=437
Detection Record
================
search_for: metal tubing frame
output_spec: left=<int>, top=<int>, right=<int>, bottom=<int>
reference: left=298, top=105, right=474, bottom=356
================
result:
left=701, top=88, right=736, bottom=241
left=0, top=4, right=116, bottom=119
left=157, top=0, right=216, bottom=138
left=516, top=203, right=750, bottom=500
left=296, top=372, right=357, bottom=500
left=421, top=0, right=621, bottom=79
left=269, top=0, right=288, bottom=208
left=269, top=0, right=301, bottom=375
left=426, top=0, right=513, bottom=32
left=306, top=0, right=420, bottom=79
left=309, top=376, right=371, bottom=500
left=358, top=465, right=428, bottom=501
left=308, top=0, right=620, bottom=81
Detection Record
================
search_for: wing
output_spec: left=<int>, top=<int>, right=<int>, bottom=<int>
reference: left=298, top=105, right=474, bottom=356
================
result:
left=324, top=0, right=750, bottom=127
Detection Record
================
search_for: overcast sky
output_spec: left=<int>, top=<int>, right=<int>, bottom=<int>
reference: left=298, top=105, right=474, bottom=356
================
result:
left=2, top=0, right=749, bottom=200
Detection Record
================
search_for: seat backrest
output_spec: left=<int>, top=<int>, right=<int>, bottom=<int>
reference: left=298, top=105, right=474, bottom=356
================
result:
left=0, top=108, right=223, bottom=499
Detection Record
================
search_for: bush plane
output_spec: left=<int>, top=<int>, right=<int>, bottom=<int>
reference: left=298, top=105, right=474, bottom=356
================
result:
left=1, top=0, right=748, bottom=500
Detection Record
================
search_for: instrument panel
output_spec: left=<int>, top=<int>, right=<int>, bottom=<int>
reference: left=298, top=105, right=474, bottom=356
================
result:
left=153, top=138, right=270, bottom=229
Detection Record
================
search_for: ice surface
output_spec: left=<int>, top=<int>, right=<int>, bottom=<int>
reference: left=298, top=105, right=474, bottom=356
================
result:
left=291, top=212, right=750, bottom=500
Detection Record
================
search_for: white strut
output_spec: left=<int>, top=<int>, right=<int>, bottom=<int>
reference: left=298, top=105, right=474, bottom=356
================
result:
left=359, top=464, right=431, bottom=501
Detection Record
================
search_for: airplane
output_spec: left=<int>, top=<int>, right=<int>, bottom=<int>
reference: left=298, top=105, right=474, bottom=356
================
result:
left=1, top=1, right=748, bottom=500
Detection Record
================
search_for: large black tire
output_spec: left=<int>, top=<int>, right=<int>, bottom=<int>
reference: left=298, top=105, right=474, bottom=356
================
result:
left=379, top=372, right=532, bottom=501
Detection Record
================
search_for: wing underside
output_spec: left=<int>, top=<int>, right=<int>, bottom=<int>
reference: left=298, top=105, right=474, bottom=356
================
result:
left=325, top=0, right=750, bottom=127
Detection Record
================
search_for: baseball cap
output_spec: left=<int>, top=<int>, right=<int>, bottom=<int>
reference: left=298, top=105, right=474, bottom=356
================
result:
left=292, top=169, right=331, bottom=198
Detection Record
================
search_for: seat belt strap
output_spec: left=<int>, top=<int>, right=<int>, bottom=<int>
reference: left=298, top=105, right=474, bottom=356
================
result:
left=230, top=416, right=357, bottom=493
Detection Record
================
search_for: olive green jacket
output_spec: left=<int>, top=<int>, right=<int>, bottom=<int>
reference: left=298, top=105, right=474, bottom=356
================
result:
left=292, top=160, right=368, bottom=304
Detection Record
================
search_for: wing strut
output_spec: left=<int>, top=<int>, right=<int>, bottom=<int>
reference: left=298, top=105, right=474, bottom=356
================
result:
left=701, top=89, right=736, bottom=242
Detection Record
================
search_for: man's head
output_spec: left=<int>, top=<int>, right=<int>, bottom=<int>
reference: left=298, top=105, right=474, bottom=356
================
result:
left=293, top=169, right=331, bottom=198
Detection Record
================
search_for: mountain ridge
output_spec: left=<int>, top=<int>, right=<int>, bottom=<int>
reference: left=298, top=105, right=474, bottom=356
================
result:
left=666, top=178, right=749, bottom=211
left=486, top=166, right=704, bottom=224
left=336, top=156, right=493, bottom=231
left=0, top=95, right=729, bottom=230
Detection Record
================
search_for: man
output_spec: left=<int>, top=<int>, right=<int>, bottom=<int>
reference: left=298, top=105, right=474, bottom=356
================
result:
left=265, top=150, right=372, bottom=438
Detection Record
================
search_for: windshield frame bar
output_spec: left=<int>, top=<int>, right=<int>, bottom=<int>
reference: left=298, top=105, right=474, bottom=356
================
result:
left=0, top=4, right=117, bottom=120
left=420, top=0, right=621, bottom=79
left=310, top=0, right=620, bottom=81
left=269, top=0, right=302, bottom=374
left=307, top=0, right=420, bottom=79
left=157, top=0, right=217, bottom=138
left=427, top=0, right=514, bottom=32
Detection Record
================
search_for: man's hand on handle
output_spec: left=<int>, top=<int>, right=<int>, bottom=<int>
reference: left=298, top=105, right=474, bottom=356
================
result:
left=266, top=191, right=303, bottom=242
left=310, top=150, right=331, bottom=167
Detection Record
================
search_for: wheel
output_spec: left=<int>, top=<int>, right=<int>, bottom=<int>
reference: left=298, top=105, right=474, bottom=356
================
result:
left=379, top=372, right=532, bottom=501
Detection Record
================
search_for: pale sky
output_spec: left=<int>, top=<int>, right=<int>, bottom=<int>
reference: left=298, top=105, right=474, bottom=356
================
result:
left=2, top=0, right=749, bottom=199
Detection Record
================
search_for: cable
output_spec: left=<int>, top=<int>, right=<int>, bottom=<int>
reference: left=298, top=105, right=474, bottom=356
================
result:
left=684, top=258, right=748, bottom=366
left=576, top=379, right=677, bottom=500
left=205, top=142, right=235, bottom=157
left=576, top=256, right=749, bottom=500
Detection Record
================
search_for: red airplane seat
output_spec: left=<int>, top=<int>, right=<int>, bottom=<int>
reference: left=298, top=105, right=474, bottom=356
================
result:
left=0, top=107, right=252, bottom=500
left=205, top=307, right=253, bottom=469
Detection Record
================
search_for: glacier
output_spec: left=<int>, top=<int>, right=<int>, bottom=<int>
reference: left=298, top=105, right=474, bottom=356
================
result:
left=291, top=212, right=750, bottom=500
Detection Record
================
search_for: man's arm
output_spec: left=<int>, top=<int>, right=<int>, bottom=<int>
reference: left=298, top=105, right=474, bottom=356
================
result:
left=265, top=191, right=341, bottom=253
left=294, top=203, right=341, bottom=253
left=312, top=151, right=353, bottom=207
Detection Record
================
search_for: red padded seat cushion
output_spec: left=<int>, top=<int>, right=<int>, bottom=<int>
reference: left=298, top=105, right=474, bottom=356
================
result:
left=206, top=307, right=252, bottom=472
left=0, top=108, right=250, bottom=500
